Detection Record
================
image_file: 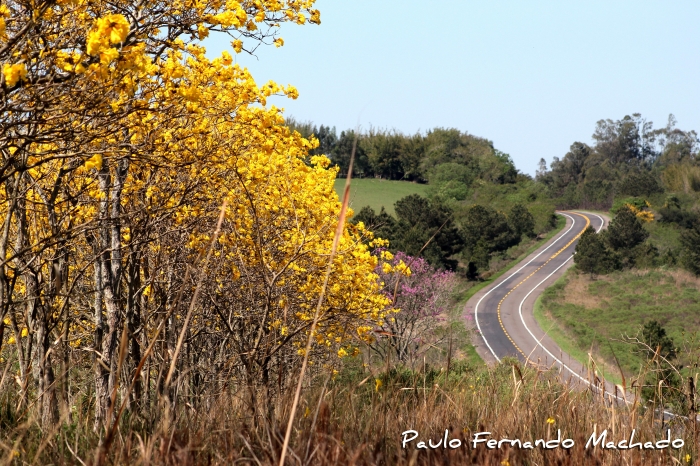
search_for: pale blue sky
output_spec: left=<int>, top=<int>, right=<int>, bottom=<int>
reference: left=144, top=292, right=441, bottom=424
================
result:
left=206, top=1, right=700, bottom=175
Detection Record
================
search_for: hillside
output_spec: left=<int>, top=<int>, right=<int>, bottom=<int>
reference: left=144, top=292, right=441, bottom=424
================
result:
left=334, top=178, right=428, bottom=216
left=536, top=268, right=700, bottom=380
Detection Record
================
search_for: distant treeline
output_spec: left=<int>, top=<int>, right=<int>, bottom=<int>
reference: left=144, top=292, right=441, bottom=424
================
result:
left=292, top=113, right=700, bottom=278
left=537, top=114, right=700, bottom=209
left=286, top=118, right=520, bottom=184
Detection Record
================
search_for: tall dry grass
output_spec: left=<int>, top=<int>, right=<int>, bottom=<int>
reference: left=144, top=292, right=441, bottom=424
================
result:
left=1, top=359, right=697, bottom=465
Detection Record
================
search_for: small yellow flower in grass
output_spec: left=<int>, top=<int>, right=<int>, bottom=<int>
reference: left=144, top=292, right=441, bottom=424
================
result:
left=374, top=378, right=382, bottom=392
left=21, top=328, right=28, bottom=338
left=337, top=347, right=348, bottom=358
left=546, top=417, right=555, bottom=425
left=686, top=454, right=691, bottom=463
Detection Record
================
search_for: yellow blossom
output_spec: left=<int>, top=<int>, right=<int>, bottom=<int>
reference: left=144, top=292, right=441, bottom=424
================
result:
left=85, top=154, right=103, bottom=170
left=197, top=24, right=209, bottom=39
left=87, top=14, right=130, bottom=56
left=3, top=63, right=28, bottom=87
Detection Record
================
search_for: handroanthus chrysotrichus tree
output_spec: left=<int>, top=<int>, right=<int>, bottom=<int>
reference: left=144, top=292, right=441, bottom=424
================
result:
left=0, top=0, right=396, bottom=429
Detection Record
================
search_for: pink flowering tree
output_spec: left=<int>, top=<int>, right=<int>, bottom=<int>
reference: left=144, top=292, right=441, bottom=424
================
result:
left=374, top=251, right=457, bottom=366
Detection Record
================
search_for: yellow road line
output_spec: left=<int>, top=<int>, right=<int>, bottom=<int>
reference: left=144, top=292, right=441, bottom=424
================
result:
left=495, top=212, right=591, bottom=358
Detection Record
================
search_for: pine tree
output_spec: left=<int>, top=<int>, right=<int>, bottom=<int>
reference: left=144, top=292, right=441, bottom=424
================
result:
left=574, top=227, right=608, bottom=277
left=509, top=204, right=536, bottom=239
left=680, top=220, right=700, bottom=276
left=606, top=205, right=649, bottom=250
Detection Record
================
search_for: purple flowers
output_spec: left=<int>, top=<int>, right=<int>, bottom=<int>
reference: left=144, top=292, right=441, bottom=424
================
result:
left=374, top=251, right=457, bottom=364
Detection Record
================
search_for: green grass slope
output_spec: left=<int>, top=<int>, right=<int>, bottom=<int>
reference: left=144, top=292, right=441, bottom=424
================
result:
left=535, top=268, right=700, bottom=380
left=334, top=178, right=427, bottom=215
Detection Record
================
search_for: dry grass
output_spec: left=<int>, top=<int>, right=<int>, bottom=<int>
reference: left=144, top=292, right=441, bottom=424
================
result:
left=662, top=268, right=700, bottom=291
left=1, top=360, right=697, bottom=465
left=557, top=273, right=609, bottom=309
left=538, top=268, right=700, bottom=385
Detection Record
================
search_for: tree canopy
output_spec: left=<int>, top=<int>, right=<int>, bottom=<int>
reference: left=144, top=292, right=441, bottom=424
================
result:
left=0, top=0, right=398, bottom=429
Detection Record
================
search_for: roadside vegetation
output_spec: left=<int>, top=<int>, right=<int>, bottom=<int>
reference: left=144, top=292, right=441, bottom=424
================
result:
left=2, top=0, right=699, bottom=462
left=536, top=269, right=700, bottom=382
left=4, top=358, right=698, bottom=465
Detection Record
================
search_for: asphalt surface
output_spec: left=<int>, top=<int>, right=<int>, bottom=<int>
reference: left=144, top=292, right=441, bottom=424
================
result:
left=467, top=211, right=694, bottom=419
left=467, top=211, right=619, bottom=393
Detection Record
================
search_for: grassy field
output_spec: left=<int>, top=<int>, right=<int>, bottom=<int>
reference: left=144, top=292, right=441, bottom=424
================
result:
left=334, top=178, right=428, bottom=215
left=534, top=268, right=700, bottom=382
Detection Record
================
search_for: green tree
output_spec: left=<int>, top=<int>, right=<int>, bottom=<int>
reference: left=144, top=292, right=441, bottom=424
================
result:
left=618, top=171, right=663, bottom=197
left=332, top=130, right=370, bottom=177
left=591, top=114, right=656, bottom=165
left=680, top=220, right=700, bottom=276
left=399, top=133, right=426, bottom=181
left=311, top=124, right=338, bottom=156
left=351, top=206, right=397, bottom=242
left=508, top=204, right=536, bottom=239
left=392, top=195, right=465, bottom=270
left=361, top=129, right=405, bottom=179
left=574, top=227, right=609, bottom=277
left=462, top=205, right=519, bottom=271
left=426, top=162, right=477, bottom=201
left=640, top=320, right=681, bottom=409
left=546, top=142, right=591, bottom=194
left=606, top=205, right=649, bottom=251
left=642, top=320, right=676, bottom=361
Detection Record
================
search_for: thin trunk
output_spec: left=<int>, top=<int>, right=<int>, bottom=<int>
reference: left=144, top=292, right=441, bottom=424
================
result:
left=93, top=252, right=108, bottom=430
left=37, top=311, right=59, bottom=425
left=94, top=159, right=129, bottom=429
left=125, top=248, right=142, bottom=410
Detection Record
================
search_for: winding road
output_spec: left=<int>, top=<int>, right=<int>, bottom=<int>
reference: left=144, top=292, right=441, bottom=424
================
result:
left=467, top=211, right=691, bottom=420
left=467, top=211, right=613, bottom=390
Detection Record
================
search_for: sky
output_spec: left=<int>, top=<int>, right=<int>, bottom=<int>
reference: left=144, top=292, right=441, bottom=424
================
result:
left=205, top=1, right=700, bottom=175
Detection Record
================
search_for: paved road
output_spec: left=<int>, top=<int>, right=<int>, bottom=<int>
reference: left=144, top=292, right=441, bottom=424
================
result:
left=467, top=211, right=619, bottom=393
left=467, top=211, right=692, bottom=419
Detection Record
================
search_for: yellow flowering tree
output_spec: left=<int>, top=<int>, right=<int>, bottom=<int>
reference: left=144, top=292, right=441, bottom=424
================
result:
left=0, top=0, right=392, bottom=429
